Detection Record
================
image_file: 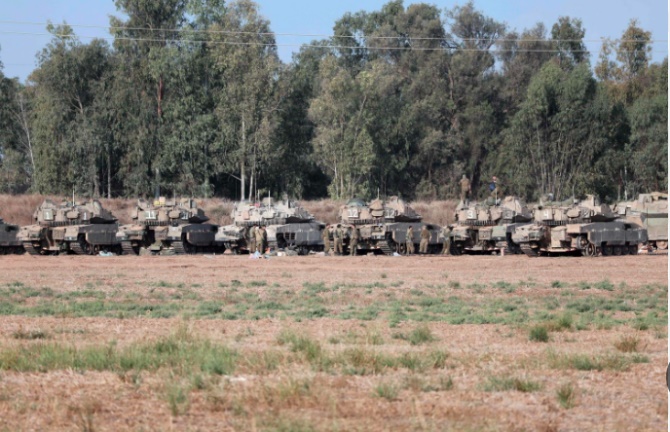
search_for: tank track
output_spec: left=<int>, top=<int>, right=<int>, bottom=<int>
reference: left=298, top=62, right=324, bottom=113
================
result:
left=379, top=239, right=394, bottom=256
left=23, top=242, right=40, bottom=255
left=172, top=241, right=186, bottom=255
left=121, top=241, right=137, bottom=255
left=69, top=241, right=86, bottom=255
left=519, top=243, right=539, bottom=257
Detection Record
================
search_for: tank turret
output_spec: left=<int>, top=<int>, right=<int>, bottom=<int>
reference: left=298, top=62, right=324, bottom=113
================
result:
left=615, top=192, right=667, bottom=250
left=116, top=197, right=223, bottom=255
left=512, top=195, right=647, bottom=257
left=18, top=199, right=120, bottom=255
left=216, top=197, right=324, bottom=255
left=337, top=196, right=440, bottom=255
left=450, top=196, right=532, bottom=254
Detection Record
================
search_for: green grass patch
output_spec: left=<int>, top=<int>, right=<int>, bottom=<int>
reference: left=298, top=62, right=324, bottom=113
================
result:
left=482, top=375, right=541, bottom=392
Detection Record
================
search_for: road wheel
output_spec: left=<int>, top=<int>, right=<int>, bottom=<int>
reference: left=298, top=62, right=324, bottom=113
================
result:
left=613, top=246, right=622, bottom=256
left=584, top=243, right=597, bottom=257
left=656, top=240, right=668, bottom=250
left=629, top=245, right=638, bottom=255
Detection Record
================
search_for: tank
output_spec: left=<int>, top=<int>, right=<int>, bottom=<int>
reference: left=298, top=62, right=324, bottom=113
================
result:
left=337, top=196, right=442, bottom=255
left=18, top=199, right=120, bottom=255
left=615, top=192, right=668, bottom=250
left=450, top=196, right=533, bottom=255
left=116, top=197, right=224, bottom=255
left=216, top=197, right=325, bottom=255
left=0, top=217, right=23, bottom=254
left=512, top=195, right=648, bottom=257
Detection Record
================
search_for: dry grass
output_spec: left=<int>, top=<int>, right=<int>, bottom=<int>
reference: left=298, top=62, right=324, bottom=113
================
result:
left=0, top=194, right=457, bottom=226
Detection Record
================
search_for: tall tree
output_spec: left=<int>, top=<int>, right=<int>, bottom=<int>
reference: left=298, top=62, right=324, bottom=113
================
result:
left=211, top=0, right=280, bottom=201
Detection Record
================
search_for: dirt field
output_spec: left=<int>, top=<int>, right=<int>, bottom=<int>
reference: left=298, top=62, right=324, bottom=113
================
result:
left=0, top=253, right=666, bottom=431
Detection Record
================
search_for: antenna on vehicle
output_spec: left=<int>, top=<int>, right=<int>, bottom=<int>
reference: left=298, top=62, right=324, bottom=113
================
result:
left=72, top=186, right=75, bottom=207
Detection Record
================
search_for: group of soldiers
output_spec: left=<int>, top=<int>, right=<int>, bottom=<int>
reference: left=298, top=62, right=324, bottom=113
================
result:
left=321, top=223, right=453, bottom=256
left=322, top=224, right=360, bottom=256
left=246, top=225, right=268, bottom=254
left=459, top=174, right=501, bottom=203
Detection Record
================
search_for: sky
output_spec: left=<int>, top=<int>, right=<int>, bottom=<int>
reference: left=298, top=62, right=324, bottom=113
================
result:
left=0, top=0, right=667, bottom=82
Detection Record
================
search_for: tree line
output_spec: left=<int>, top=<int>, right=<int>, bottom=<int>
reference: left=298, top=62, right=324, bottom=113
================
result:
left=0, top=0, right=666, bottom=203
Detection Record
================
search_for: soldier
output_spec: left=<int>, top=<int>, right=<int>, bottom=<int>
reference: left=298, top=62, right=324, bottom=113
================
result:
left=459, top=174, right=471, bottom=203
left=260, top=226, right=268, bottom=253
left=322, top=226, right=331, bottom=254
left=349, top=226, right=359, bottom=256
left=489, top=176, right=501, bottom=201
left=255, top=225, right=264, bottom=253
left=419, top=225, right=430, bottom=254
left=247, top=225, right=257, bottom=253
left=441, top=225, right=452, bottom=255
left=333, top=224, right=343, bottom=255
left=405, top=226, right=414, bottom=255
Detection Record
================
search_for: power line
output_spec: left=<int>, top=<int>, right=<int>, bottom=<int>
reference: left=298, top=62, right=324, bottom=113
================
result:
left=1, top=30, right=668, bottom=55
left=0, top=19, right=666, bottom=44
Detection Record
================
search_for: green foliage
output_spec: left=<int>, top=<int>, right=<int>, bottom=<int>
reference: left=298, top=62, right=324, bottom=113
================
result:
left=0, top=2, right=665, bottom=199
left=556, top=382, right=577, bottom=409
left=529, top=325, right=549, bottom=342
left=482, top=375, right=542, bottom=392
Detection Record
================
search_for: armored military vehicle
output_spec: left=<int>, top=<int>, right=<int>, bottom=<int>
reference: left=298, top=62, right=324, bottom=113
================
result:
left=337, top=196, right=442, bottom=255
left=0, top=217, right=23, bottom=254
left=615, top=192, right=668, bottom=250
left=18, top=199, right=120, bottom=255
left=216, top=197, right=325, bottom=255
left=512, top=195, right=647, bottom=257
left=450, top=196, right=533, bottom=255
left=116, top=197, right=224, bottom=255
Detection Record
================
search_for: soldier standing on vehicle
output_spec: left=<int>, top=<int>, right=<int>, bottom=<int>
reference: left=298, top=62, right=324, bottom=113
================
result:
left=322, top=226, right=331, bottom=255
left=349, top=226, right=359, bottom=256
left=441, top=225, right=452, bottom=255
left=419, top=225, right=430, bottom=254
left=334, top=224, right=343, bottom=255
left=459, top=174, right=471, bottom=203
left=248, top=226, right=257, bottom=253
left=489, top=176, right=501, bottom=202
left=405, top=226, right=414, bottom=255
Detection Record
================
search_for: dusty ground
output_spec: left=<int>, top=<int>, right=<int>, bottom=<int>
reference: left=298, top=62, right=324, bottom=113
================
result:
left=0, top=253, right=666, bottom=431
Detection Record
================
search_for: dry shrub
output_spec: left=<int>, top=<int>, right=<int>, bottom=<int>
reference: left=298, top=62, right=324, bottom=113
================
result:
left=302, top=199, right=344, bottom=224
left=409, top=200, right=457, bottom=226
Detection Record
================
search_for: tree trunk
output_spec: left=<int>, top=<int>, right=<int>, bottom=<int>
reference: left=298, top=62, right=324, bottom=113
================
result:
left=107, top=149, right=112, bottom=199
left=240, top=118, right=246, bottom=201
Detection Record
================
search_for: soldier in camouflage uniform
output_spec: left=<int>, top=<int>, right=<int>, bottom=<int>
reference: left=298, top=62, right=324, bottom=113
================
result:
left=333, top=224, right=343, bottom=255
left=459, top=174, right=471, bottom=203
left=322, top=226, right=331, bottom=254
left=405, top=226, right=414, bottom=255
left=419, top=225, right=430, bottom=254
left=260, top=226, right=268, bottom=253
left=248, top=226, right=257, bottom=253
left=254, top=225, right=264, bottom=253
left=441, top=225, right=452, bottom=255
left=349, top=226, right=359, bottom=256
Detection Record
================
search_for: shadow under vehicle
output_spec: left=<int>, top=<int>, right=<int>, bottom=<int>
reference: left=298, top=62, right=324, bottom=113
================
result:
left=512, top=195, right=647, bottom=257
left=216, top=197, right=325, bottom=255
left=116, top=197, right=224, bottom=255
left=0, top=217, right=23, bottom=254
left=450, top=196, right=533, bottom=255
left=615, top=192, right=667, bottom=251
left=18, top=199, right=120, bottom=255
left=337, top=196, right=442, bottom=255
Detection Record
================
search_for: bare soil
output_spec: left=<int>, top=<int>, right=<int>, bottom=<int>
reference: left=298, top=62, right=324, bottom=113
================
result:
left=0, top=253, right=666, bottom=431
